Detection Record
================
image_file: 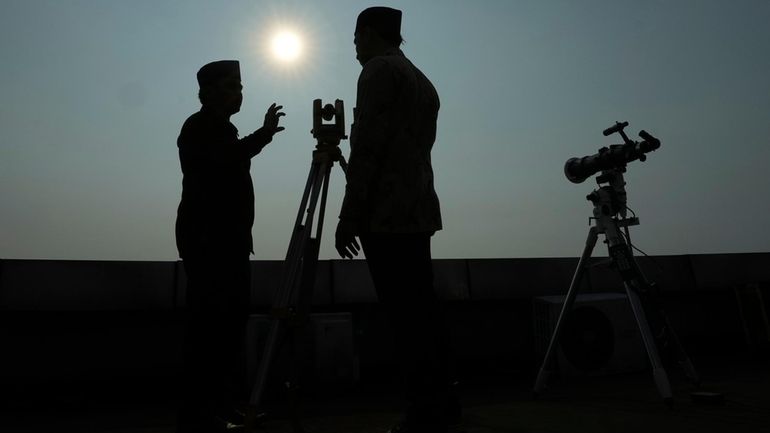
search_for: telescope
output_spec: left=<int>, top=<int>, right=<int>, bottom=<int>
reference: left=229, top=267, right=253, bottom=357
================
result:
left=564, top=121, right=661, bottom=183
left=536, top=121, right=699, bottom=406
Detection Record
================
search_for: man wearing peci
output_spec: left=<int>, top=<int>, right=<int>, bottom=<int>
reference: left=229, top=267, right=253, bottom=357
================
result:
left=335, top=7, right=459, bottom=433
left=175, top=60, right=285, bottom=432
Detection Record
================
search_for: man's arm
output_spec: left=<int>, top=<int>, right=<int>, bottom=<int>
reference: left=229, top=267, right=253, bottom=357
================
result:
left=237, top=103, right=286, bottom=158
left=238, top=127, right=274, bottom=159
left=339, top=58, right=397, bottom=222
left=181, top=103, right=285, bottom=164
left=336, top=59, right=396, bottom=259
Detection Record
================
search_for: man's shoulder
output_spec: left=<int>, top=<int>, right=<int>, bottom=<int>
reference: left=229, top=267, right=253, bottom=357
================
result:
left=180, top=109, right=221, bottom=135
left=181, top=110, right=208, bottom=129
left=360, top=56, right=394, bottom=77
left=371, top=50, right=411, bottom=67
left=364, top=51, right=431, bottom=81
left=178, top=110, right=208, bottom=148
left=360, top=56, right=413, bottom=90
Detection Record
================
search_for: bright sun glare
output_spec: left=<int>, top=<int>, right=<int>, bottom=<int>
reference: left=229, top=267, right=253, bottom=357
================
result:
left=271, top=30, right=302, bottom=62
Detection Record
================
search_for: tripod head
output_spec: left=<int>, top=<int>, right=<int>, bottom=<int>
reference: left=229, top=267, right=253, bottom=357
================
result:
left=311, top=99, right=347, bottom=148
left=310, top=99, right=348, bottom=170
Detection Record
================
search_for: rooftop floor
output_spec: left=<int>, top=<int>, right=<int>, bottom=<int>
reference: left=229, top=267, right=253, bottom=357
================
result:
left=2, top=358, right=768, bottom=433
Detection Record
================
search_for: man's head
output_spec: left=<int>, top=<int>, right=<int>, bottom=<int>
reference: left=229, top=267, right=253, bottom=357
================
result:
left=197, top=60, right=243, bottom=116
left=354, top=7, right=403, bottom=66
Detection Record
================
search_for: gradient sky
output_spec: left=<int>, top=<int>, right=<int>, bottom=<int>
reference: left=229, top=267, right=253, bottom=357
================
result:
left=1, top=0, right=769, bottom=261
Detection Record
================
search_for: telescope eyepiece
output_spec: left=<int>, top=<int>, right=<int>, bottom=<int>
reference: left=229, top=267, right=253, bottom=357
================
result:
left=638, top=130, right=660, bottom=151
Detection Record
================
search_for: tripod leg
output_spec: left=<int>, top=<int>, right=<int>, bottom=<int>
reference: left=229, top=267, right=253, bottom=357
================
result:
left=246, top=158, right=336, bottom=433
left=629, top=251, right=700, bottom=387
left=626, top=257, right=701, bottom=387
left=282, top=163, right=333, bottom=433
left=313, top=162, right=333, bottom=243
left=285, top=237, right=321, bottom=433
left=247, top=311, right=284, bottom=410
left=662, top=315, right=700, bottom=387
left=246, top=160, right=328, bottom=428
left=276, top=161, right=328, bottom=308
left=534, top=227, right=599, bottom=397
left=624, top=285, right=673, bottom=405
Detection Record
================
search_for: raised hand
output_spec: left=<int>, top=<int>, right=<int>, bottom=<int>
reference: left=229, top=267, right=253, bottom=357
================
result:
left=263, top=103, right=286, bottom=135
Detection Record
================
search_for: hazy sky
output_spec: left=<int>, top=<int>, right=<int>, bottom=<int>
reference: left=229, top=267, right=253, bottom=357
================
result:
left=1, top=0, right=769, bottom=261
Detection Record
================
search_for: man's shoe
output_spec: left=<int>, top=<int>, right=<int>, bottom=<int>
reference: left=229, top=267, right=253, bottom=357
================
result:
left=213, top=414, right=244, bottom=432
left=386, top=420, right=411, bottom=433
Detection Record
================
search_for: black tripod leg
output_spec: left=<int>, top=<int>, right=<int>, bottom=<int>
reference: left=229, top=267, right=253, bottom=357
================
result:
left=533, top=227, right=599, bottom=397
left=283, top=165, right=332, bottom=433
left=285, top=237, right=321, bottom=433
left=314, top=162, right=333, bottom=243
left=246, top=158, right=335, bottom=433
left=277, top=162, right=327, bottom=308
left=245, top=161, right=326, bottom=431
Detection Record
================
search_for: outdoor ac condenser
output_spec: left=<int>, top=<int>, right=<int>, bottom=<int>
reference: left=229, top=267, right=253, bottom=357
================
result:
left=533, top=293, right=648, bottom=376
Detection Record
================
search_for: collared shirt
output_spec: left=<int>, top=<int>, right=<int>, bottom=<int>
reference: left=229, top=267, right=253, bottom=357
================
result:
left=175, top=107, right=272, bottom=258
left=341, top=48, right=442, bottom=234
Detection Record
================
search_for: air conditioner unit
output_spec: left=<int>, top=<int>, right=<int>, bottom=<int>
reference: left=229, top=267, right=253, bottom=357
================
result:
left=533, top=293, right=647, bottom=376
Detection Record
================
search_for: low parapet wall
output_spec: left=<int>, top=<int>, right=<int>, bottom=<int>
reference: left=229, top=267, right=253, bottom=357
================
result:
left=0, top=253, right=767, bottom=390
left=1, top=253, right=769, bottom=311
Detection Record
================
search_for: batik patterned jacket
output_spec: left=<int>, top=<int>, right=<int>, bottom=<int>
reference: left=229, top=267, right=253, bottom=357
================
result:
left=340, top=48, right=442, bottom=234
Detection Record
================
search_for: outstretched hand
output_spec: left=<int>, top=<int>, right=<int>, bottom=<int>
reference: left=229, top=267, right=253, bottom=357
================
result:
left=263, top=103, right=285, bottom=135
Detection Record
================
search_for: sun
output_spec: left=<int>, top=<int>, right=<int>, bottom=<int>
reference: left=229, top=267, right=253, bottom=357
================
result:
left=270, top=30, right=302, bottom=62
left=250, top=16, right=321, bottom=79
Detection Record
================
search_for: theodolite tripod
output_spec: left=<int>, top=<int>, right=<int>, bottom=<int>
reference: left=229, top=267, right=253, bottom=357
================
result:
left=532, top=164, right=700, bottom=407
left=244, top=99, right=348, bottom=432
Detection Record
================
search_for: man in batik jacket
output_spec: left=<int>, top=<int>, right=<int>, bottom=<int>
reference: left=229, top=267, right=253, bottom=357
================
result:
left=335, top=7, right=458, bottom=433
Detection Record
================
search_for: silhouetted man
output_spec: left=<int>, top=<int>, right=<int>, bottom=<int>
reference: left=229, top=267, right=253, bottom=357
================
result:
left=335, top=7, right=458, bottom=433
left=175, top=60, right=284, bottom=433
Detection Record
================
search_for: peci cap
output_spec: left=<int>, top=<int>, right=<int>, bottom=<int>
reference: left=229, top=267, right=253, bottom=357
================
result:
left=355, top=6, right=402, bottom=43
left=197, top=60, right=240, bottom=87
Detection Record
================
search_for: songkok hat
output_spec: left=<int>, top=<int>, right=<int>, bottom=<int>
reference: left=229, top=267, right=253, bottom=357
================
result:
left=197, top=60, right=240, bottom=87
left=355, top=7, right=402, bottom=42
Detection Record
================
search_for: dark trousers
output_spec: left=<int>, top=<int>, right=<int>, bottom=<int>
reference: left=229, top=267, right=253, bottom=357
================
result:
left=361, top=233, right=454, bottom=428
left=177, top=254, right=250, bottom=430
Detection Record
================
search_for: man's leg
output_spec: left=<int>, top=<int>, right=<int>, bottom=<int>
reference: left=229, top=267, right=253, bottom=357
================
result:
left=178, top=255, right=219, bottom=431
left=177, top=255, right=250, bottom=432
left=361, top=233, right=452, bottom=430
left=218, top=256, right=251, bottom=420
